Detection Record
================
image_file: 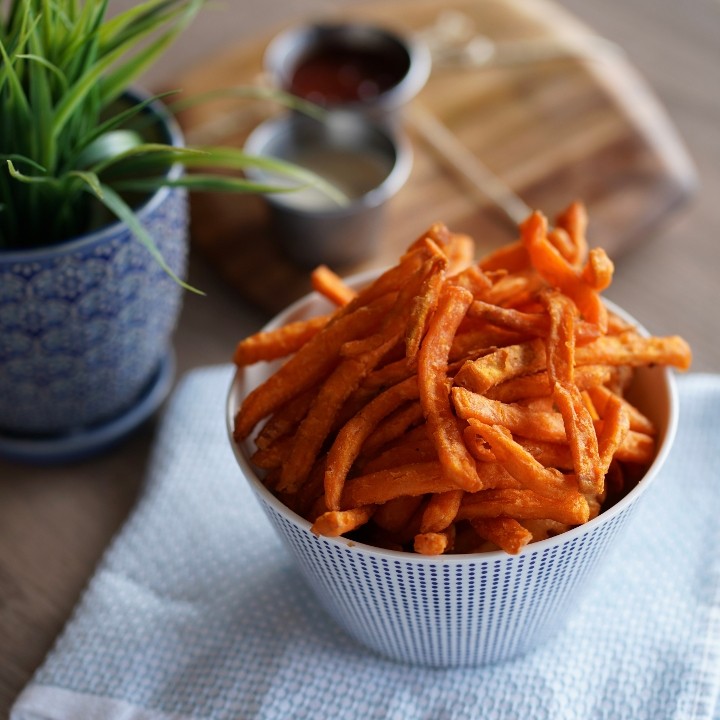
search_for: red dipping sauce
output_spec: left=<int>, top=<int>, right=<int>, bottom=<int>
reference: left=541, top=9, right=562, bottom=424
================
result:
left=288, top=42, right=411, bottom=106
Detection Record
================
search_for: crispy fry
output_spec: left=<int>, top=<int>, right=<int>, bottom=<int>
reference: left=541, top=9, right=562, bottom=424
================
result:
left=575, top=333, right=692, bottom=370
left=234, top=294, right=394, bottom=440
left=311, top=265, right=356, bottom=306
left=483, top=269, right=544, bottom=308
left=581, top=248, right=614, bottom=291
left=311, top=507, right=375, bottom=537
left=360, top=429, right=437, bottom=473
left=457, top=488, right=590, bottom=526
left=596, top=392, right=631, bottom=473
left=478, top=240, right=529, bottom=273
left=361, top=400, right=425, bottom=458
left=454, top=340, right=547, bottom=394
left=449, top=328, right=526, bottom=361
left=515, top=438, right=574, bottom=470
left=323, top=377, right=419, bottom=510
left=553, top=381, right=603, bottom=496
left=547, top=227, right=576, bottom=263
left=341, top=462, right=457, bottom=507
left=462, top=424, right=496, bottom=463
left=373, top=496, right=425, bottom=533
left=250, top=434, right=294, bottom=471
left=414, top=528, right=455, bottom=555
left=541, top=289, right=576, bottom=386
left=233, top=315, right=330, bottom=367
left=556, top=200, right=589, bottom=267
left=612, top=429, right=654, bottom=465
left=471, top=517, right=532, bottom=555
left=487, top=364, right=612, bottom=403
left=453, top=387, right=566, bottom=442
left=279, top=333, right=397, bottom=492
left=281, top=264, right=439, bottom=491
left=444, top=233, right=475, bottom=275
left=420, top=489, right=464, bottom=533
left=450, top=264, right=493, bottom=295
left=466, top=420, right=574, bottom=499
left=418, top=284, right=480, bottom=491
left=521, top=211, right=607, bottom=332
left=405, top=259, right=446, bottom=364
left=254, top=389, right=315, bottom=450
left=587, top=384, right=656, bottom=435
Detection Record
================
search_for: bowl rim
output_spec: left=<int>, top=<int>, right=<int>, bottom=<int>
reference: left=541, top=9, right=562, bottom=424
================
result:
left=226, top=269, right=679, bottom=565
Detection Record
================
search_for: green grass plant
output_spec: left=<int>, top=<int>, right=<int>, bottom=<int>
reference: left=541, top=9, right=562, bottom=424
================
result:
left=0, top=0, right=341, bottom=289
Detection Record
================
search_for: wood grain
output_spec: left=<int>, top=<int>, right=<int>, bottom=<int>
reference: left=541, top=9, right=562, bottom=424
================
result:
left=177, top=0, right=695, bottom=314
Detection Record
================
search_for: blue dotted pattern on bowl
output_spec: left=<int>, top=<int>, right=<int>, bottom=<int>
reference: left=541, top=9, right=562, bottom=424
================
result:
left=258, top=493, right=634, bottom=667
left=0, top=187, right=188, bottom=435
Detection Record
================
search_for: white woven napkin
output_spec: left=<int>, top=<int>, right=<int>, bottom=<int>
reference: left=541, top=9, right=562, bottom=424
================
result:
left=11, top=366, right=720, bottom=720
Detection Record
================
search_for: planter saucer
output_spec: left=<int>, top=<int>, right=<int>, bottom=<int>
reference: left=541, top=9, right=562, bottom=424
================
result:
left=0, top=351, right=175, bottom=465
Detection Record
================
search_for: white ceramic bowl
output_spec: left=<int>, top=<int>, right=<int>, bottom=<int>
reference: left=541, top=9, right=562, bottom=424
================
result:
left=226, top=272, right=678, bottom=667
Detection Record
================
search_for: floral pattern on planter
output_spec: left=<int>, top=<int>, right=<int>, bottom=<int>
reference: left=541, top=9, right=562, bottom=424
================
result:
left=0, top=186, right=188, bottom=435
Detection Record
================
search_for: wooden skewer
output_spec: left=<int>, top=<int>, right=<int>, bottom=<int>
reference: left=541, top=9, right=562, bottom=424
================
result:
left=407, top=103, right=532, bottom=227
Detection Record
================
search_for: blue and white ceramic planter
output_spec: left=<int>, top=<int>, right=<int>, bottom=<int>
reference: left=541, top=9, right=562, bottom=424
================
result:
left=0, top=94, right=188, bottom=438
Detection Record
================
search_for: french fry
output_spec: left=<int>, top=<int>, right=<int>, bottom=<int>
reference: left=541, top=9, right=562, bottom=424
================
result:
left=233, top=315, right=329, bottom=367
left=373, top=496, right=424, bottom=533
left=323, top=377, right=419, bottom=510
left=311, top=507, right=375, bottom=537
left=444, top=232, right=475, bottom=275
left=595, top=392, right=631, bottom=474
left=466, top=420, right=574, bottom=499
left=457, top=488, right=590, bottom=526
left=281, top=263, right=439, bottom=491
left=341, top=462, right=457, bottom=507
left=487, top=364, right=612, bottom=403
left=555, top=200, right=589, bottom=267
left=311, top=265, right=356, bottom=306
left=454, top=339, right=547, bottom=395
left=405, top=258, right=446, bottom=363
left=359, top=428, right=437, bottom=473
left=450, top=264, right=493, bottom=296
left=471, top=517, right=532, bottom=555
left=521, top=211, right=608, bottom=332
left=453, top=387, right=567, bottom=442
left=361, top=400, right=425, bottom=458
left=541, top=289, right=578, bottom=385
left=414, top=528, right=455, bottom=555
left=279, top=333, right=398, bottom=492
left=552, top=381, right=603, bottom=496
left=234, top=294, right=394, bottom=440
left=478, top=240, right=529, bottom=273
left=587, top=384, right=656, bottom=435
left=418, top=284, right=480, bottom=492
left=547, top=226, right=576, bottom=262
left=575, top=333, right=692, bottom=370
left=581, top=248, right=614, bottom=291
left=254, top=389, right=315, bottom=450
left=420, top=489, right=464, bottom=533
left=449, top=328, right=527, bottom=361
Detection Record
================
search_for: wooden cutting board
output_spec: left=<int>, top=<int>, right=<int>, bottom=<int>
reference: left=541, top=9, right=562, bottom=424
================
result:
left=176, top=0, right=695, bottom=314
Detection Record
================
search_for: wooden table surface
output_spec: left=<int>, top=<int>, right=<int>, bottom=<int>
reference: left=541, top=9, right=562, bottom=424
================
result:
left=1, top=0, right=718, bottom=715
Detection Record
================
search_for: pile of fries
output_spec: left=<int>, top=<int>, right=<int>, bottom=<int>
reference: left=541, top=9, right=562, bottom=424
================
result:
left=232, top=203, right=691, bottom=555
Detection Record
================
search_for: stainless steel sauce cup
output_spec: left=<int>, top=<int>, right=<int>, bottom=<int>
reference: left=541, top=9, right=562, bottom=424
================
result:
left=244, top=111, right=412, bottom=268
left=264, top=22, right=431, bottom=126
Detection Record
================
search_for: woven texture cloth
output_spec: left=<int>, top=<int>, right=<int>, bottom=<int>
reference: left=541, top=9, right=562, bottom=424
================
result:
left=11, top=366, right=720, bottom=720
